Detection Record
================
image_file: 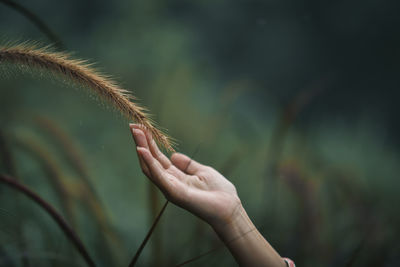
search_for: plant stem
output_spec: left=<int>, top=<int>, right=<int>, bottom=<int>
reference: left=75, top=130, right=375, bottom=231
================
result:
left=0, top=174, right=96, bottom=267
left=0, top=0, right=64, bottom=49
left=129, top=200, right=168, bottom=267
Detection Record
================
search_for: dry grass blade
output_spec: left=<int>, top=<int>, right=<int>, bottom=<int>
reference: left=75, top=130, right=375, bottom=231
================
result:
left=0, top=174, right=96, bottom=267
left=0, top=130, right=30, bottom=266
left=13, top=133, right=76, bottom=227
left=32, top=116, right=110, bottom=221
left=0, top=44, right=174, bottom=152
left=33, top=115, right=92, bottom=183
left=148, top=183, right=162, bottom=266
left=129, top=200, right=168, bottom=267
left=32, top=115, right=125, bottom=264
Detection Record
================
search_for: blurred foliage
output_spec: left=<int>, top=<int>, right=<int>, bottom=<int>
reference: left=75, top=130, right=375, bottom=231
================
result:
left=0, top=0, right=399, bottom=266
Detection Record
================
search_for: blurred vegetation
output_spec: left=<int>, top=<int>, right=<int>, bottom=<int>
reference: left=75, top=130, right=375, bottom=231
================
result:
left=0, top=0, right=399, bottom=266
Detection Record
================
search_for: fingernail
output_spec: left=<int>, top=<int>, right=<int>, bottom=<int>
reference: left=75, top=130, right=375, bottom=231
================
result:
left=132, top=129, right=143, bottom=135
left=138, top=147, right=150, bottom=157
left=137, top=147, right=146, bottom=155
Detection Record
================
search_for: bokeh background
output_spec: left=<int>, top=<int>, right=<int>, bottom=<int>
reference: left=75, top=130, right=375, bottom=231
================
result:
left=1, top=0, right=400, bottom=266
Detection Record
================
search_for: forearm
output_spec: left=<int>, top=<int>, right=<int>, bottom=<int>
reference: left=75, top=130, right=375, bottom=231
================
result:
left=211, top=205, right=286, bottom=267
left=131, top=125, right=287, bottom=265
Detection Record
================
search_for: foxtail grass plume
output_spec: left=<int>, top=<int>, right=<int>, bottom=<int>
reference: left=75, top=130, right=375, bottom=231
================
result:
left=0, top=43, right=174, bottom=151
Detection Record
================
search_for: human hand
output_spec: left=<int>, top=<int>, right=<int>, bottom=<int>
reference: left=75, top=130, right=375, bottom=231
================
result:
left=129, top=124, right=242, bottom=229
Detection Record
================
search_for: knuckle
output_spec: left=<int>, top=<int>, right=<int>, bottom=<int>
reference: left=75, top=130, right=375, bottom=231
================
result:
left=204, top=166, right=214, bottom=172
left=197, top=174, right=207, bottom=182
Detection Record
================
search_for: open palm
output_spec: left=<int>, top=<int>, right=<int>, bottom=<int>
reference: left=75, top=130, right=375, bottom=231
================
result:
left=130, top=124, right=241, bottom=228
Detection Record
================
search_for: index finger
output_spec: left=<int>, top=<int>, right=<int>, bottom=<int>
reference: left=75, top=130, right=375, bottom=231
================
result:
left=137, top=147, right=173, bottom=193
left=131, top=124, right=172, bottom=169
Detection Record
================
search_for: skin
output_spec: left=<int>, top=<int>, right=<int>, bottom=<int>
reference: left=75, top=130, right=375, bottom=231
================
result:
left=129, top=123, right=287, bottom=267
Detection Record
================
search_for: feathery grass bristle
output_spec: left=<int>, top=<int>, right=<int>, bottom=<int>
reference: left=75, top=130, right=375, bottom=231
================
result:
left=0, top=43, right=174, bottom=152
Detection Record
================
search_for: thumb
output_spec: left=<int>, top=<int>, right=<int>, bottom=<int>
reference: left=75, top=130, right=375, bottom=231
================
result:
left=171, top=153, right=204, bottom=175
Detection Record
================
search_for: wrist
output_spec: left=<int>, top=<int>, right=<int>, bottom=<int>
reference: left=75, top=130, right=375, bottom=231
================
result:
left=212, top=205, right=287, bottom=267
left=211, top=204, right=255, bottom=243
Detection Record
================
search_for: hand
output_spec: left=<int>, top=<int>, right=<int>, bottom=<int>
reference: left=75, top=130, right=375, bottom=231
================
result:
left=129, top=124, right=242, bottom=228
left=130, top=124, right=288, bottom=267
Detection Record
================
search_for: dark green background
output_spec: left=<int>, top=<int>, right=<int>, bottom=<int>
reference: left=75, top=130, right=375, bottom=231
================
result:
left=0, top=0, right=399, bottom=266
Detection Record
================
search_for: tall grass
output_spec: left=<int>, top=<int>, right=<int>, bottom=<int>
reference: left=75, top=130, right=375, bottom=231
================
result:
left=12, top=132, right=76, bottom=227
left=0, top=130, right=33, bottom=266
left=1, top=4, right=397, bottom=265
left=0, top=44, right=174, bottom=152
left=0, top=174, right=96, bottom=267
left=129, top=200, right=168, bottom=267
left=148, top=182, right=163, bottom=266
left=31, top=115, right=125, bottom=264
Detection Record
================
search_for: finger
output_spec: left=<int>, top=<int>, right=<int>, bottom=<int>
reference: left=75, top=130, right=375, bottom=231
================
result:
left=130, top=124, right=150, bottom=148
left=171, top=153, right=204, bottom=175
left=132, top=124, right=171, bottom=169
left=129, top=126, right=150, bottom=176
left=137, top=147, right=172, bottom=192
left=130, top=125, right=185, bottom=181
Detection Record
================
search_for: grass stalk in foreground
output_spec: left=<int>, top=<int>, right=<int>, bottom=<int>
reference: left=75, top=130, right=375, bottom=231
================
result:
left=13, top=133, right=76, bottom=228
left=129, top=200, right=168, bottom=267
left=148, top=182, right=163, bottom=266
left=32, top=115, right=125, bottom=262
left=0, top=174, right=96, bottom=267
left=0, top=44, right=174, bottom=152
left=0, top=130, right=30, bottom=266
